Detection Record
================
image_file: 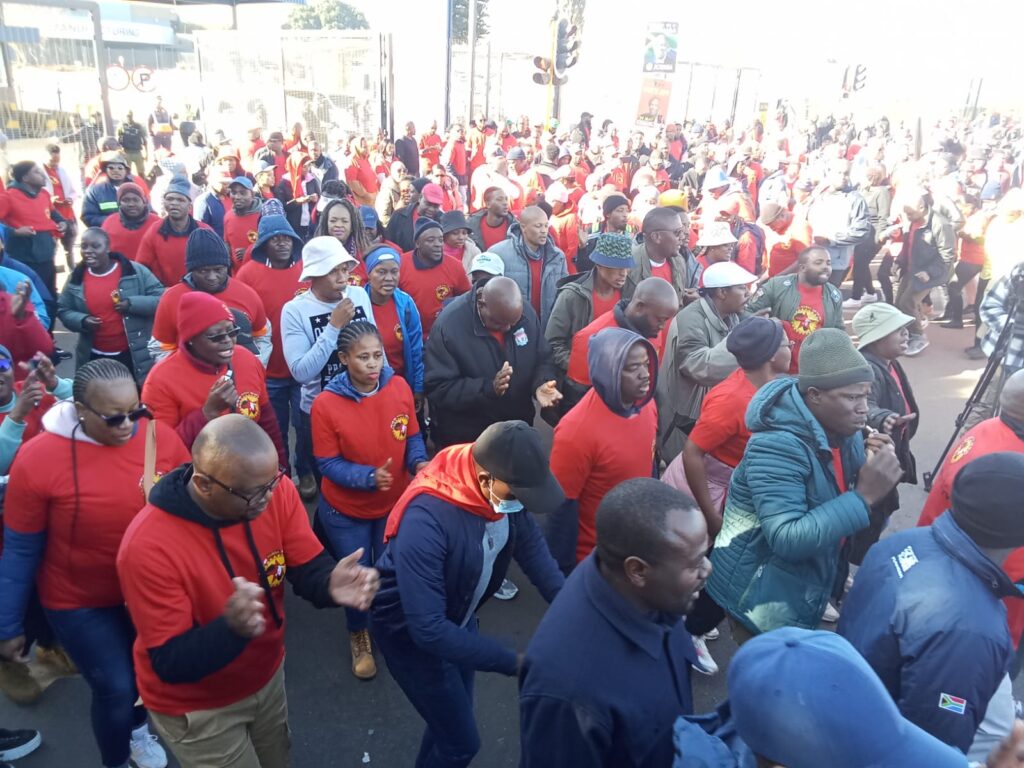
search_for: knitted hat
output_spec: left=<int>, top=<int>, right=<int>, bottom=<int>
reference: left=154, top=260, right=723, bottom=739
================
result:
left=602, top=193, right=630, bottom=217
left=797, top=328, right=872, bottom=393
left=852, top=303, right=914, bottom=349
left=414, top=217, right=442, bottom=242
left=421, top=183, right=444, bottom=205
left=951, top=452, right=1024, bottom=549
left=440, top=210, right=470, bottom=235
left=185, top=228, right=231, bottom=272
left=165, top=174, right=192, bottom=200
left=178, top=291, right=233, bottom=344
left=727, top=316, right=784, bottom=370
left=590, top=233, right=636, bottom=269
left=411, top=177, right=432, bottom=193
left=116, top=182, right=146, bottom=202
left=261, top=198, right=285, bottom=217
left=365, top=245, right=401, bottom=274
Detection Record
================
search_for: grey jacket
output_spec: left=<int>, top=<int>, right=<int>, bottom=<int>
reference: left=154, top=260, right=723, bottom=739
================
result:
left=657, top=297, right=747, bottom=461
left=466, top=210, right=516, bottom=251
left=544, top=271, right=596, bottom=372
left=624, top=236, right=696, bottom=303
left=57, top=254, right=165, bottom=383
left=489, top=220, right=568, bottom=329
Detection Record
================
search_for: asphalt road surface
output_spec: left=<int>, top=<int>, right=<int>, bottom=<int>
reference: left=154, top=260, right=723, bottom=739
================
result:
left=0, top=309, right=1003, bottom=767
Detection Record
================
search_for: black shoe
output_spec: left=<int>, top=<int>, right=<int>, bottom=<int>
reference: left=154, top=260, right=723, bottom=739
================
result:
left=53, top=347, right=73, bottom=363
left=941, top=320, right=964, bottom=329
left=0, top=728, right=41, bottom=760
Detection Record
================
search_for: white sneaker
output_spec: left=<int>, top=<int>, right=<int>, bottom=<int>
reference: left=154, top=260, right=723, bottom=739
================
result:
left=704, top=627, right=720, bottom=641
left=494, top=578, right=519, bottom=600
left=860, top=292, right=878, bottom=304
left=822, top=603, right=840, bottom=623
left=842, top=297, right=862, bottom=309
left=130, top=726, right=167, bottom=768
left=692, top=635, right=719, bottom=675
left=904, top=335, right=930, bottom=357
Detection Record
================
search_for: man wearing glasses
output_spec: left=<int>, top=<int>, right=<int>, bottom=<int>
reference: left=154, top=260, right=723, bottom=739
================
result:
left=625, top=207, right=698, bottom=307
left=118, top=413, right=380, bottom=768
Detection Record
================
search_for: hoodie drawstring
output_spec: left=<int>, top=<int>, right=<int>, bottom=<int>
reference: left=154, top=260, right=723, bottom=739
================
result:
left=211, top=524, right=284, bottom=630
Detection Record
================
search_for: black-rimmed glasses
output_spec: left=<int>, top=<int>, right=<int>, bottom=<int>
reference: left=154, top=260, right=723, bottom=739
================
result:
left=82, top=402, right=151, bottom=427
left=197, top=466, right=288, bottom=507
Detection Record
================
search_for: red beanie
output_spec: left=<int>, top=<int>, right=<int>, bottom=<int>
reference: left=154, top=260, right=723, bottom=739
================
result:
left=116, top=182, right=145, bottom=202
left=177, top=291, right=233, bottom=344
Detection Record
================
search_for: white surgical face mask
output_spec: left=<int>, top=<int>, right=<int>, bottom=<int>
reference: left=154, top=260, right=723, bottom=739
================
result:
left=489, top=485, right=524, bottom=514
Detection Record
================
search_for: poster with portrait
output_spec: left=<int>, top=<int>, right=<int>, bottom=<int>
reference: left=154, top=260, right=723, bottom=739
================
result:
left=643, top=21, right=678, bottom=74
left=636, top=78, right=672, bottom=127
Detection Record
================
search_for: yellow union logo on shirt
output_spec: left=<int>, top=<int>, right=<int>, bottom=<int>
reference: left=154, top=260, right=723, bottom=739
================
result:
left=391, top=413, right=410, bottom=441
left=262, top=550, right=287, bottom=588
left=791, top=305, right=822, bottom=337
left=236, top=392, right=261, bottom=420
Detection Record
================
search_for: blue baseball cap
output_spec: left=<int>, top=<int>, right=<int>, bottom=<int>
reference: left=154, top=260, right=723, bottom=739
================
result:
left=359, top=205, right=379, bottom=231
left=229, top=176, right=254, bottom=190
left=728, top=628, right=966, bottom=768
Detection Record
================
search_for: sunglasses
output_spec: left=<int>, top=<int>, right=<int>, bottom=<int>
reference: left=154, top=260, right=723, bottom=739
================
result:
left=204, top=326, right=241, bottom=344
left=82, top=402, right=151, bottom=427
left=198, top=466, right=288, bottom=507
left=0, top=358, right=11, bottom=372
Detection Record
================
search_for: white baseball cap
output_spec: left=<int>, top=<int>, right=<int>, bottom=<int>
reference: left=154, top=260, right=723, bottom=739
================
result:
left=701, top=260, right=757, bottom=288
left=300, top=236, right=356, bottom=281
left=696, top=220, right=739, bottom=247
left=469, top=251, right=505, bottom=277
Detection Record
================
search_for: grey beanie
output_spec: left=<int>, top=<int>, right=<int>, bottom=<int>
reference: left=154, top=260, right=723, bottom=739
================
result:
left=797, top=328, right=873, bottom=393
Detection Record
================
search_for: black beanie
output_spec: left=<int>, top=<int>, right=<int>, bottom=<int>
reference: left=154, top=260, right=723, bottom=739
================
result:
left=185, top=228, right=231, bottom=272
left=727, top=316, right=784, bottom=370
left=602, top=193, right=630, bottom=217
left=951, top=452, right=1024, bottom=549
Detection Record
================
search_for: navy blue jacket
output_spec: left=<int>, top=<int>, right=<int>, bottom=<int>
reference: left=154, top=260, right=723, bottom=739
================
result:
left=370, top=495, right=564, bottom=674
left=81, top=175, right=144, bottom=227
left=519, top=553, right=698, bottom=768
left=838, top=512, right=1021, bottom=753
left=193, top=190, right=226, bottom=238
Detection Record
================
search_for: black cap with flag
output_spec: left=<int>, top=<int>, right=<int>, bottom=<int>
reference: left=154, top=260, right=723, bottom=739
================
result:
left=472, top=421, right=564, bottom=516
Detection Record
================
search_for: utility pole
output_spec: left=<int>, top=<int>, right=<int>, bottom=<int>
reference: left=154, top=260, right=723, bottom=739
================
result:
left=444, top=0, right=453, bottom=129
left=467, top=0, right=477, bottom=119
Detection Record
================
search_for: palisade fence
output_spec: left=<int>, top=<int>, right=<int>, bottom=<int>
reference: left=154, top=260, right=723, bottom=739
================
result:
left=194, top=30, right=389, bottom=145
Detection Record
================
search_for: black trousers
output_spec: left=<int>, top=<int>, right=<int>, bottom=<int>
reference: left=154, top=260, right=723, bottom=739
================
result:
left=946, top=262, right=984, bottom=324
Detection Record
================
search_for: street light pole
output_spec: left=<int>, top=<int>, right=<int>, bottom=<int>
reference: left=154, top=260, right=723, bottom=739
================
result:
left=444, top=0, right=453, bottom=129
left=468, top=0, right=477, bottom=119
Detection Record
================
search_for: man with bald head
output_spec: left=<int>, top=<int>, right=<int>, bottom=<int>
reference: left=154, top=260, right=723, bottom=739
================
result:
left=425, top=275, right=561, bottom=447
left=489, top=205, right=568, bottom=328
left=117, top=414, right=380, bottom=768
left=520, top=478, right=709, bottom=766
left=626, top=206, right=701, bottom=306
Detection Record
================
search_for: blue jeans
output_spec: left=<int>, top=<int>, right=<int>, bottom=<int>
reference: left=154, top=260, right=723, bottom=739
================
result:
left=267, top=376, right=311, bottom=477
left=46, top=605, right=147, bottom=767
left=372, top=620, right=480, bottom=768
left=316, top=499, right=386, bottom=632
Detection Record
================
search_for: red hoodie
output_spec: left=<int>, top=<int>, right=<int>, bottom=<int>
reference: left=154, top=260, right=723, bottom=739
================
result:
left=0, top=292, right=53, bottom=378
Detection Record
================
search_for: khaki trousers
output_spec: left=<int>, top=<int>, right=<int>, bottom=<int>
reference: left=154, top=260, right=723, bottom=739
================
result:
left=150, top=663, right=290, bottom=768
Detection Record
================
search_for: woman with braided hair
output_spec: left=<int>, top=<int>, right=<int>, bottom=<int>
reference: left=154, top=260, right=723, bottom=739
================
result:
left=0, top=359, right=189, bottom=768
left=315, top=197, right=373, bottom=287
left=311, top=320, right=428, bottom=679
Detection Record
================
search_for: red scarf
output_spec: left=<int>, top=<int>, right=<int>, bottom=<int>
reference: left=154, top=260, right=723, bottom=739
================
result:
left=384, top=444, right=500, bottom=541
left=286, top=152, right=310, bottom=201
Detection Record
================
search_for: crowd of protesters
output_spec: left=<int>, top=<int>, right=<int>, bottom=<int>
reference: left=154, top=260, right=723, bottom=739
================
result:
left=1, top=94, right=1024, bottom=768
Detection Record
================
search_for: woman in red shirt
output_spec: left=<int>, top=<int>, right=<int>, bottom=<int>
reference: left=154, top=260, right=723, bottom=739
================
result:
left=311, top=321, right=427, bottom=679
left=314, top=198, right=371, bottom=287
left=0, top=359, right=190, bottom=768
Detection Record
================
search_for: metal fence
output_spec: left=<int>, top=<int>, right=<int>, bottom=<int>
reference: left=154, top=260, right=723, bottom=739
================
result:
left=194, top=30, right=388, bottom=145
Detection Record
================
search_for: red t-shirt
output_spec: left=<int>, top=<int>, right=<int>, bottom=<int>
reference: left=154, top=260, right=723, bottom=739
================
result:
left=83, top=263, right=129, bottom=353
left=345, top=156, right=380, bottom=197
left=649, top=260, right=672, bottom=285
left=223, top=209, right=261, bottom=270
left=480, top=217, right=510, bottom=249
left=6, top=420, right=189, bottom=610
left=419, top=134, right=443, bottom=171
left=311, top=375, right=418, bottom=519
left=102, top=213, right=162, bottom=262
left=766, top=220, right=811, bottom=277
left=550, top=389, right=658, bottom=562
left=143, top=346, right=271, bottom=428
left=117, top=475, right=322, bottom=715
left=236, top=261, right=309, bottom=380
left=0, top=187, right=59, bottom=234
left=43, top=166, right=74, bottom=221
left=688, top=368, right=757, bottom=467
left=370, top=298, right=406, bottom=377
left=527, top=256, right=544, bottom=317
left=348, top=259, right=369, bottom=289
left=398, top=253, right=471, bottom=337
left=136, top=220, right=214, bottom=287
left=785, top=282, right=826, bottom=373
left=151, top=280, right=269, bottom=353
left=566, top=310, right=618, bottom=386
left=831, top=447, right=846, bottom=492
left=591, top=289, right=620, bottom=321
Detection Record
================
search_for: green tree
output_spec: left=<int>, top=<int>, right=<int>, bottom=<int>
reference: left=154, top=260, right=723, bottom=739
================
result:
left=451, top=0, right=489, bottom=44
left=283, top=0, right=370, bottom=30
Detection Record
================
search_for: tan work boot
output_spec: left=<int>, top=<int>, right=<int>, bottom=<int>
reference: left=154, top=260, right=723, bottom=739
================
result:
left=349, top=629, right=376, bottom=680
left=36, top=645, right=78, bottom=677
left=0, top=660, right=42, bottom=704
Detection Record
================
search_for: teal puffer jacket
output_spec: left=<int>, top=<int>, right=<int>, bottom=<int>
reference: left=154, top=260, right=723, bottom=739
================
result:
left=705, top=377, right=870, bottom=634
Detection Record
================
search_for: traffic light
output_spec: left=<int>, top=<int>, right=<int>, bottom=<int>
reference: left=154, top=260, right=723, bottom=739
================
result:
left=852, top=63, right=868, bottom=91
left=553, top=17, right=580, bottom=80
left=533, top=56, right=552, bottom=85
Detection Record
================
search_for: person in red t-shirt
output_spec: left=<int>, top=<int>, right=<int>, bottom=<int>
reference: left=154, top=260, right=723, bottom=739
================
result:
left=142, top=291, right=286, bottom=465
left=150, top=229, right=270, bottom=363
left=223, top=177, right=263, bottom=270
left=116, top=414, right=379, bottom=768
left=467, top=187, right=516, bottom=251
left=0, top=359, right=189, bottom=768
left=759, top=203, right=812, bottom=278
left=418, top=122, right=443, bottom=176
left=549, top=328, right=659, bottom=566
left=314, top=198, right=372, bottom=288
left=0, top=281, right=53, bottom=378
left=236, top=214, right=312, bottom=496
left=344, top=137, right=380, bottom=207
left=43, top=143, right=79, bottom=270
left=311, top=321, right=428, bottom=679
left=363, top=246, right=424, bottom=401
left=398, top=218, right=471, bottom=337
left=136, top=175, right=212, bottom=286
left=101, top=183, right=160, bottom=262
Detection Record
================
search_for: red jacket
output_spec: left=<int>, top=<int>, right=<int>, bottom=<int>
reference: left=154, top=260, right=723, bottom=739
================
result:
left=0, top=186, right=60, bottom=234
left=136, top=219, right=213, bottom=287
